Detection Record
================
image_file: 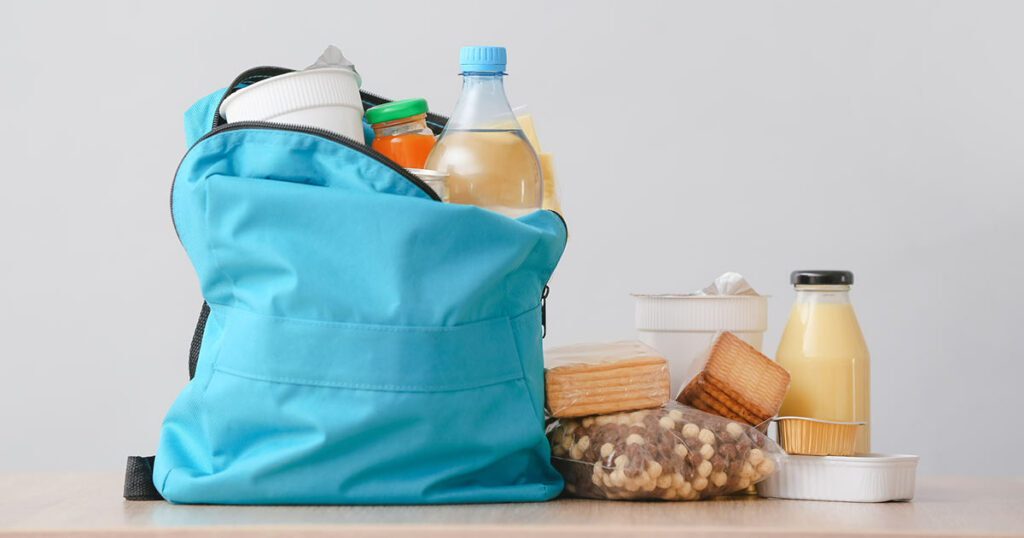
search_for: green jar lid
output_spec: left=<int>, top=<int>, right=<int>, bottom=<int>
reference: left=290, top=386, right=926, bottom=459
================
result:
left=365, top=98, right=428, bottom=125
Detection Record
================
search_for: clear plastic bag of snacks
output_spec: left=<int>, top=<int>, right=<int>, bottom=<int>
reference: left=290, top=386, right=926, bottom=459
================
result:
left=548, top=402, right=785, bottom=500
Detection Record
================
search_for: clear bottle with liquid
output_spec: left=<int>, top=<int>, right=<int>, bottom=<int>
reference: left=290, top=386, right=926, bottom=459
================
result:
left=776, top=270, right=871, bottom=453
left=424, top=46, right=542, bottom=218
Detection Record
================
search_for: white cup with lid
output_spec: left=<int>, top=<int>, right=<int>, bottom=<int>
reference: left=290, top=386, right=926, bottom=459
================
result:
left=633, top=293, right=768, bottom=396
left=218, top=67, right=364, bottom=142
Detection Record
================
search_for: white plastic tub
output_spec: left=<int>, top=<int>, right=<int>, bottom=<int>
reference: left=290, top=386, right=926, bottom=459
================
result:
left=756, top=453, right=919, bottom=502
left=633, top=294, right=768, bottom=396
left=219, top=68, right=364, bottom=142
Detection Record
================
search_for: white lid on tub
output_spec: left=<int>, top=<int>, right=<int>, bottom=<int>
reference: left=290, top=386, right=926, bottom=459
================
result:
left=633, top=272, right=767, bottom=332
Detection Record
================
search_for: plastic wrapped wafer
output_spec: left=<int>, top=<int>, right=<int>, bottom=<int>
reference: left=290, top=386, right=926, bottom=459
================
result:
left=544, top=341, right=670, bottom=418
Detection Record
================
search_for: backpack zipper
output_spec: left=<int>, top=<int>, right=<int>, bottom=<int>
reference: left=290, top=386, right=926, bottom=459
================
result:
left=541, top=285, right=550, bottom=338
left=172, top=67, right=449, bottom=241
left=211, top=66, right=294, bottom=129
left=169, top=121, right=442, bottom=243
left=188, top=121, right=441, bottom=200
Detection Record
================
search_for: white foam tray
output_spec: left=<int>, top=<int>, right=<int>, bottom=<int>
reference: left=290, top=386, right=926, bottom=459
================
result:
left=756, top=453, right=919, bottom=503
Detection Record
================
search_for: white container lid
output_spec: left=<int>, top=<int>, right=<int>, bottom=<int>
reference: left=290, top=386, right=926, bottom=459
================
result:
left=219, top=68, right=363, bottom=123
left=633, top=294, right=768, bottom=332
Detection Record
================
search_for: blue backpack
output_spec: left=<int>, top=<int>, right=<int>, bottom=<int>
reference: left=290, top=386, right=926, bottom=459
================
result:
left=124, top=67, right=567, bottom=504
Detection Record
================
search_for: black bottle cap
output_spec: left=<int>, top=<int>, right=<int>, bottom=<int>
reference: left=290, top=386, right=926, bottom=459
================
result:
left=790, top=270, right=854, bottom=285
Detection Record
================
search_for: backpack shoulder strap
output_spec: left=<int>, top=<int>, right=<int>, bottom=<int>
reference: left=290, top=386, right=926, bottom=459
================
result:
left=123, top=456, right=161, bottom=500
left=188, top=302, right=211, bottom=379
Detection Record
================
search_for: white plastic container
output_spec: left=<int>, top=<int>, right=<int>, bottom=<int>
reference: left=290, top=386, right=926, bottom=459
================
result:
left=219, top=68, right=364, bottom=142
left=406, top=169, right=449, bottom=202
left=756, top=453, right=919, bottom=502
left=633, top=294, right=768, bottom=396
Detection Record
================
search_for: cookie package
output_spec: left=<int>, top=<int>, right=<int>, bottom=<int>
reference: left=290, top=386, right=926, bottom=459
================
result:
left=677, top=331, right=790, bottom=428
left=544, top=341, right=670, bottom=418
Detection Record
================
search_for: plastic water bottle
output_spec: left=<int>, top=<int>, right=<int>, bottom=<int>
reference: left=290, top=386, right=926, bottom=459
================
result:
left=424, top=47, right=543, bottom=218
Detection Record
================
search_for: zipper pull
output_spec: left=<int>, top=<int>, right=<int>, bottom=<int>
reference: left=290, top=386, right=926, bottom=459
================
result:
left=541, top=285, right=550, bottom=338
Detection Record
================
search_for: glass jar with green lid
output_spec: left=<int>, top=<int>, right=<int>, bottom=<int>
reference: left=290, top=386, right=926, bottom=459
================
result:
left=365, top=98, right=435, bottom=169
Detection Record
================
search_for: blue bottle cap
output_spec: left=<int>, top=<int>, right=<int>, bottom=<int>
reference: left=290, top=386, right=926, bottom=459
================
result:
left=459, top=46, right=507, bottom=73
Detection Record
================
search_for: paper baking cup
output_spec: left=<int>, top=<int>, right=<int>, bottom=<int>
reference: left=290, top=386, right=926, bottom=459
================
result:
left=777, top=417, right=863, bottom=456
left=756, top=453, right=919, bottom=503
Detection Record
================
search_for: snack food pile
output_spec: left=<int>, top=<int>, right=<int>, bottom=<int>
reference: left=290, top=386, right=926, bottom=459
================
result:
left=549, top=403, right=783, bottom=500
left=543, top=339, right=786, bottom=501
left=543, top=271, right=920, bottom=503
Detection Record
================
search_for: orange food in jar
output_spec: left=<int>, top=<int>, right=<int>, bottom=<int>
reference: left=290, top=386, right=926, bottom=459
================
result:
left=365, top=98, right=436, bottom=169
left=372, top=132, right=436, bottom=169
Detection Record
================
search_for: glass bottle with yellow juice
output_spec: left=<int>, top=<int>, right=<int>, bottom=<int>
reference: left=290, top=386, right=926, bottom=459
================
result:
left=776, top=271, right=871, bottom=453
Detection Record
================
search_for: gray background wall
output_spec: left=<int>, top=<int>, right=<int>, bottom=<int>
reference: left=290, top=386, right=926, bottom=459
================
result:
left=1, top=0, right=1021, bottom=476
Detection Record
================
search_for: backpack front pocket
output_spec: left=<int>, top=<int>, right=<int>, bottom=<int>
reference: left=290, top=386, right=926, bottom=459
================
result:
left=155, top=305, right=561, bottom=504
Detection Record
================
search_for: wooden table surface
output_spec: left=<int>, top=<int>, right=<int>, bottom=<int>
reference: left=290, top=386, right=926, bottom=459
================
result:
left=1, top=473, right=1022, bottom=537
